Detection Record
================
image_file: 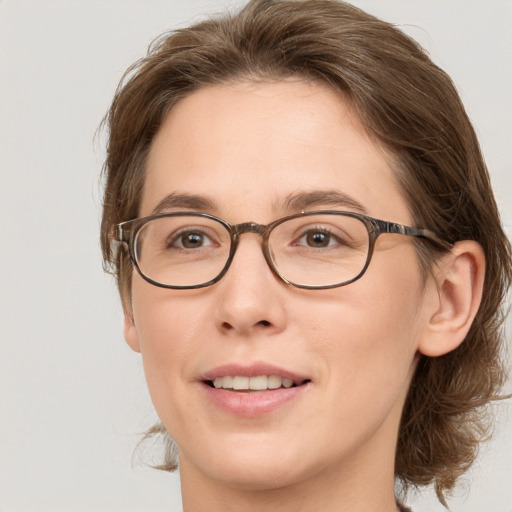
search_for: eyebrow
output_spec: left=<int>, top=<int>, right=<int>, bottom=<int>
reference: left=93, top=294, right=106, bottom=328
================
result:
left=150, top=189, right=368, bottom=216
left=280, top=190, right=368, bottom=214
left=151, top=193, right=218, bottom=214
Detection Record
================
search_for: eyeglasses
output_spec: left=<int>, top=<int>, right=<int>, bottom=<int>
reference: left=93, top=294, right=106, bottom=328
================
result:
left=115, top=210, right=452, bottom=290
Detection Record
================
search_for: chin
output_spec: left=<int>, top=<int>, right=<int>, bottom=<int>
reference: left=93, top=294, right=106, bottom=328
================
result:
left=179, top=435, right=316, bottom=491
left=205, top=459, right=308, bottom=492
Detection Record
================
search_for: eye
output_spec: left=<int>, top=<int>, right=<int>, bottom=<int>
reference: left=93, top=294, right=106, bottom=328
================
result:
left=169, top=229, right=214, bottom=249
left=296, top=228, right=343, bottom=248
left=303, top=230, right=333, bottom=247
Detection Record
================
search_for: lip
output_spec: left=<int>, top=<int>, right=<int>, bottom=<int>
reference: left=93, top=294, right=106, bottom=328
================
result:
left=199, top=362, right=311, bottom=417
left=201, top=362, right=309, bottom=382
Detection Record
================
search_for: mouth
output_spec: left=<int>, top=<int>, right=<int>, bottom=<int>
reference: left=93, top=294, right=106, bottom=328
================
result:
left=205, top=375, right=310, bottom=392
left=200, top=363, right=311, bottom=415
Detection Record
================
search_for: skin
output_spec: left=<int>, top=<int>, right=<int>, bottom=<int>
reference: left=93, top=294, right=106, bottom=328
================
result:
left=123, top=80, right=485, bottom=512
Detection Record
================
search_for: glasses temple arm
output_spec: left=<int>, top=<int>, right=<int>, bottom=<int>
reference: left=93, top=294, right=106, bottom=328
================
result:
left=382, top=221, right=453, bottom=250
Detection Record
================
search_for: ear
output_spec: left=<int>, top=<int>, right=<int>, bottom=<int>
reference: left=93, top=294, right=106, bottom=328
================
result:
left=123, top=308, right=141, bottom=353
left=418, top=240, right=485, bottom=357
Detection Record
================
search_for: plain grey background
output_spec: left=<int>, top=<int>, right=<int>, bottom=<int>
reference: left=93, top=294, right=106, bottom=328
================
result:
left=1, top=1, right=511, bottom=511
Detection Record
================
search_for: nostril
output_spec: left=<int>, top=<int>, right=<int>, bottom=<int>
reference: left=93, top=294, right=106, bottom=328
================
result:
left=219, top=319, right=272, bottom=332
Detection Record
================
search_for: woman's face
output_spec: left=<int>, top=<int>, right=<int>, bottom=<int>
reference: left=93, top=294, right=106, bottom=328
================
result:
left=125, top=80, right=433, bottom=492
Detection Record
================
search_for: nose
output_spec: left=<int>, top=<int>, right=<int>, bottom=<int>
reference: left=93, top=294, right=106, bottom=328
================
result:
left=214, top=235, right=287, bottom=337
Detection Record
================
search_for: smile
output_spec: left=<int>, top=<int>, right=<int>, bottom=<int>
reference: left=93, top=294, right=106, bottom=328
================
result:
left=200, top=364, right=311, bottom=416
left=210, top=375, right=307, bottom=391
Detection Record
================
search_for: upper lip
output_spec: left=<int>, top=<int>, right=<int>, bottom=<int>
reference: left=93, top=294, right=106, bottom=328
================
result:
left=200, top=362, right=310, bottom=384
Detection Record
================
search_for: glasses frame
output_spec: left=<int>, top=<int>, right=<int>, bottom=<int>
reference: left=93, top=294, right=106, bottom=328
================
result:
left=116, top=210, right=452, bottom=290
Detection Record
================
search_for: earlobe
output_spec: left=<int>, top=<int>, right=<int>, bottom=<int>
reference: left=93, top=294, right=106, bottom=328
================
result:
left=123, top=309, right=141, bottom=353
left=418, top=241, right=485, bottom=357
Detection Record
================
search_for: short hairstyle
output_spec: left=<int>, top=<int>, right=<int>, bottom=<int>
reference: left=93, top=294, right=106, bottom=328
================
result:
left=100, top=0, right=512, bottom=502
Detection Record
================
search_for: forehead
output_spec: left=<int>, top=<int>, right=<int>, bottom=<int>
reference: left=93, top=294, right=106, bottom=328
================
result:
left=142, top=80, right=411, bottom=223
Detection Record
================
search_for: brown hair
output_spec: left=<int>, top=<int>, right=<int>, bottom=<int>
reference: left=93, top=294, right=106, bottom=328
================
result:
left=100, top=0, right=512, bottom=503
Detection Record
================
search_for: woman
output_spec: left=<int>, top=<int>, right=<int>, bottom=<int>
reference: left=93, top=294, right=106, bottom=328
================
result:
left=100, top=1, right=511, bottom=510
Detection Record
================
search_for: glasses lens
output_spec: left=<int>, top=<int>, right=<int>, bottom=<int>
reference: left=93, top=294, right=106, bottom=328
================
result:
left=269, top=214, right=370, bottom=287
left=134, top=215, right=231, bottom=287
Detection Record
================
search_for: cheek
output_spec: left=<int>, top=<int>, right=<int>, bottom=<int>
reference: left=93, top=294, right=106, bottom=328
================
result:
left=297, top=245, right=425, bottom=401
left=130, top=281, right=210, bottom=414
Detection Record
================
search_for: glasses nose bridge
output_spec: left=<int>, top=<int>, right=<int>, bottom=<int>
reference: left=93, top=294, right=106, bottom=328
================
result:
left=232, top=221, right=268, bottom=239
left=229, top=221, right=274, bottom=269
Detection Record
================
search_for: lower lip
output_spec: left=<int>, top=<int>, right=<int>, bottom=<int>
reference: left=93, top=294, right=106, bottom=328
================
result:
left=201, top=383, right=310, bottom=417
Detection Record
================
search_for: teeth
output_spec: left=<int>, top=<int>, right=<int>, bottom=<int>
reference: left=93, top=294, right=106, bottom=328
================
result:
left=267, top=375, right=281, bottom=389
left=212, top=375, right=301, bottom=391
left=249, top=375, right=267, bottom=390
left=233, top=376, right=249, bottom=390
left=282, top=378, right=293, bottom=388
